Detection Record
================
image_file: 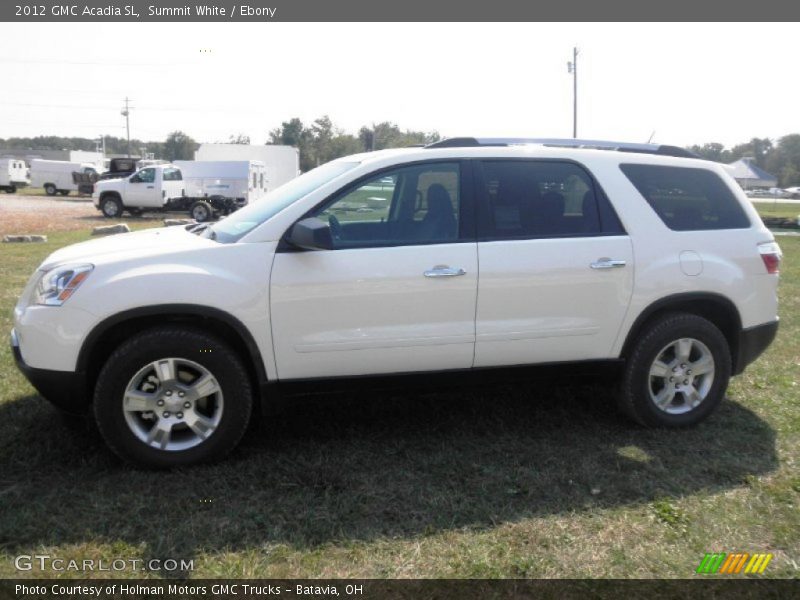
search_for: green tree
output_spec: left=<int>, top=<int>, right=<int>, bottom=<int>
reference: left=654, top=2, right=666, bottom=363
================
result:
left=268, top=118, right=306, bottom=147
left=162, top=131, right=197, bottom=161
left=228, top=134, right=251, bottom=144
left=688, top=142, right=731, bottom=163
left=729, top=137, right=773, bottom=168
left=765, top=134, right=800, bottom=186
left=359, top=122, right=439, bottom=151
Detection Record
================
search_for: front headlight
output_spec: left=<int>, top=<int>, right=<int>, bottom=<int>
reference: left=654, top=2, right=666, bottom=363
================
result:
left=34, top=264, right=94, bottom=306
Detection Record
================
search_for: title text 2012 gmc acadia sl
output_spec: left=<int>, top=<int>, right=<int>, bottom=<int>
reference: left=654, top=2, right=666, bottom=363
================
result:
left=11, top=138, right=781, bottom=467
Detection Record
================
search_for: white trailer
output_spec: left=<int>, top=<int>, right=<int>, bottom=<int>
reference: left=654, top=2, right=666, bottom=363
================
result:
left=0, top=158, right=29, bottom=193
left=174, top=160, right=267, bottom=204
left=30, top=159, right=99, bottom=196
left=68, top=150, right=105, bottom=171
left=194, top=144, right=299, bottom=192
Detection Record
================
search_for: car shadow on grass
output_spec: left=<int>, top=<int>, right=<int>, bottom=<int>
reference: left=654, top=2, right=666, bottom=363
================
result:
left=0, top=380, right=778, bottom=571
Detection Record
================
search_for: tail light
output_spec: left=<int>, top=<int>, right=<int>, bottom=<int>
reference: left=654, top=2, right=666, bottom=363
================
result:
left=758, top=242, right=782, bottom=274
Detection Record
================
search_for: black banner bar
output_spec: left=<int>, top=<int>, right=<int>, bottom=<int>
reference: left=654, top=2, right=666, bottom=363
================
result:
left=1, top=579, right=799, bottom=600
left=2, top=0, right=800, bottom=22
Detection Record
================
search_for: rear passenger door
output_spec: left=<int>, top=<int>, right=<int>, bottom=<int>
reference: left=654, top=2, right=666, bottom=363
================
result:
left=474, top=159, right=633, bottom=367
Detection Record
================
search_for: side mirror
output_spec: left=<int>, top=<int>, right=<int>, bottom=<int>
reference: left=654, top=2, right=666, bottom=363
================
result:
left=287, top=217, right=334, bottom=251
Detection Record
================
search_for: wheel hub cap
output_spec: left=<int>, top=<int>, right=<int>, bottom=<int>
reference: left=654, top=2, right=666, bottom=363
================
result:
left=122, top=357, right=224, bottom=452
left=648, top=337, right=715, bottom=415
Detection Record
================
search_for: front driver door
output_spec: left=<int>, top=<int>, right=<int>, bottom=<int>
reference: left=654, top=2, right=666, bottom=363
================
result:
left=126, top=167, right=158, bottom=206
left=270, top=161, right=478, bottom=380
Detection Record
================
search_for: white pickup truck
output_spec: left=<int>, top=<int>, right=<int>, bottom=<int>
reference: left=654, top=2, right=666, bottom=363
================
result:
left=93, top=163, right=247, bottom=221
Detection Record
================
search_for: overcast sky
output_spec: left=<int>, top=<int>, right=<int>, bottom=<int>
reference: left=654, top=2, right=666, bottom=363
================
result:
left=0, top=22, right=797, bottom=148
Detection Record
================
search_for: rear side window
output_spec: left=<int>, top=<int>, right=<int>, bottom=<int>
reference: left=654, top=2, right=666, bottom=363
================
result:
left=162, top=168, right=182, bottom=181
left=476, top=160, right=624, bottom=239
left=620, top=164, right=750, bottom=231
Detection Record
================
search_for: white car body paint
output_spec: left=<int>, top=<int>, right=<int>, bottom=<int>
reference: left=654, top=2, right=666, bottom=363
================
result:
left=13, top=144, right=779, bottom=389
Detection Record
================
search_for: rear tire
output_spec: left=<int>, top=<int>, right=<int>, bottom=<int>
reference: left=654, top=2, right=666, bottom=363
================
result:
left=100, top=195, right=123, bottom=218
left=93, top=326, right=254, bottom=468
left=59, top=190, right=70, bottom=196
left=619, top=312, right=731, bottom=427
left=190, top=200, right=213, bottom=222
left=44, top=184, right=57, bottom=196
left=4, top=186, right=15, bottom=194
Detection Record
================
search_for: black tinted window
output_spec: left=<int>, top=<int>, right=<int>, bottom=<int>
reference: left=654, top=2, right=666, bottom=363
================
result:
left=477, top=160, right=608, bottom=238
left=162, top=168, right=182, bottom=181
left=620, top=164, right=750, bottom=231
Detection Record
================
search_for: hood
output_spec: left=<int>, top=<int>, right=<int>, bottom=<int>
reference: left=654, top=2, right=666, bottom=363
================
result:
left=41, top=226, right=217, bottom=270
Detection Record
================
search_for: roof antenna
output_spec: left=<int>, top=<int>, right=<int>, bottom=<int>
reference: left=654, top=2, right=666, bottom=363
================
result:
left=647, top=131, right=656, bottom=143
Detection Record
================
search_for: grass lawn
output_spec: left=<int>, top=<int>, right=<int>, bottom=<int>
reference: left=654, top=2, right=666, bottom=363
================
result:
left=0, top=229, right=797, bottom=579
left=754, top=201, right=800, bottom=221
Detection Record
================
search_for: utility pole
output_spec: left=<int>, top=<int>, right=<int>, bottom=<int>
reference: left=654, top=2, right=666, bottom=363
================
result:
left=121, top=97, right=131, bottom=157
left=567, top=47, right=579, bottom=138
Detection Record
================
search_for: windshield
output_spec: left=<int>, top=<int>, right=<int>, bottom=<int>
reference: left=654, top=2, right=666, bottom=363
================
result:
left=210, top=160, right=360, bottom=243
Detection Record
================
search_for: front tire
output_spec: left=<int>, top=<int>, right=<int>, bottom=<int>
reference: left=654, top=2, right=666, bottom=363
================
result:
left=93, top=326, right=254, bottom=468
left=619, top=312, right=731, bottom=427
left=100, top=195, right=123, bottom=218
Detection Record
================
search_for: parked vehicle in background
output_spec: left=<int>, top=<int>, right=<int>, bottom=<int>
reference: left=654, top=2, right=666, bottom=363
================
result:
left=93, top=163, right=257, bottom=221
left=195, top=143, right=299, bottom=192
left=174, top=160, right=267, bottom=207
left=768, top=187, right=790, bottom=198
left=98, top=158, right=140, bottom=181
left=13, top=138, right=781, bottom=467
left=30, top=159, right=98, bottom=196
left=0, top=158, right=29, bottom=193
left=783, top=186, right=800, bottom=199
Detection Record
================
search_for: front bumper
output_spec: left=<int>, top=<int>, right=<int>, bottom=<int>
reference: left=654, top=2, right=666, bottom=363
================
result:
left=733, top=320, right=779, bottom=375
left=11, top=329, right=89, bottom=414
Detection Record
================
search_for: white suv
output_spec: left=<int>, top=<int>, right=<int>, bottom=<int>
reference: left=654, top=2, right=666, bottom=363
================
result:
left=11, top=138, right=781, bottom=468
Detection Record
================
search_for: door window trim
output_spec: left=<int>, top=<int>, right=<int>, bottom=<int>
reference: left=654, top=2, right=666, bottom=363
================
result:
left=278, top=159, right=477, bottom=252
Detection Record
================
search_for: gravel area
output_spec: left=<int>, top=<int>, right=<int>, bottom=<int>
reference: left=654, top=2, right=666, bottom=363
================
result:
left=0, top=194, right=160, bottom=236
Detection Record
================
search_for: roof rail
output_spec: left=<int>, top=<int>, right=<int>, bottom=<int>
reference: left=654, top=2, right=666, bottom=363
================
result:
left=424, top=137, right=699, bottom=159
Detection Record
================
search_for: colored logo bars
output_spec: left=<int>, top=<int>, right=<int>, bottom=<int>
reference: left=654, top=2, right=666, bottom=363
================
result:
left=696, top=553, right=773, bottom=575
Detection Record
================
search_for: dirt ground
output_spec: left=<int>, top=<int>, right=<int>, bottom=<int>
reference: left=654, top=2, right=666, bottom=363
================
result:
left=0, top=194, right=162, bottom=236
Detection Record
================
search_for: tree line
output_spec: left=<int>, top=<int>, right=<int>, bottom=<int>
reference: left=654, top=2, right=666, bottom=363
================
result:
left=689, top=135, right=800, bottom=186
left=4, top=124, right=800, bottom=186
left=0, top=116, right=440, bottom=172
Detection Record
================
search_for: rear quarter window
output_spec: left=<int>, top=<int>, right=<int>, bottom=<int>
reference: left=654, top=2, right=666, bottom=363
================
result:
left=620, top=164, right=750, bottom=231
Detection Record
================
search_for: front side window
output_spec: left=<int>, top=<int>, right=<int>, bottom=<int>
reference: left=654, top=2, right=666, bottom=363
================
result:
left=133, top=168, right=155, bottom=183
left=312, top=162, right=461, bottom=249
left=476, top=160, right=614, bottom=239
left=211, top=160, right=360, bottom=243
left=620, top=164, right=750, bottom=231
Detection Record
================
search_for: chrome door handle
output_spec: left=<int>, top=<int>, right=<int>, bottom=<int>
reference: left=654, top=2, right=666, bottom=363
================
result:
left=591, top=258, right=627, bottom=269
left=424, top=265, right=466, bottom=278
